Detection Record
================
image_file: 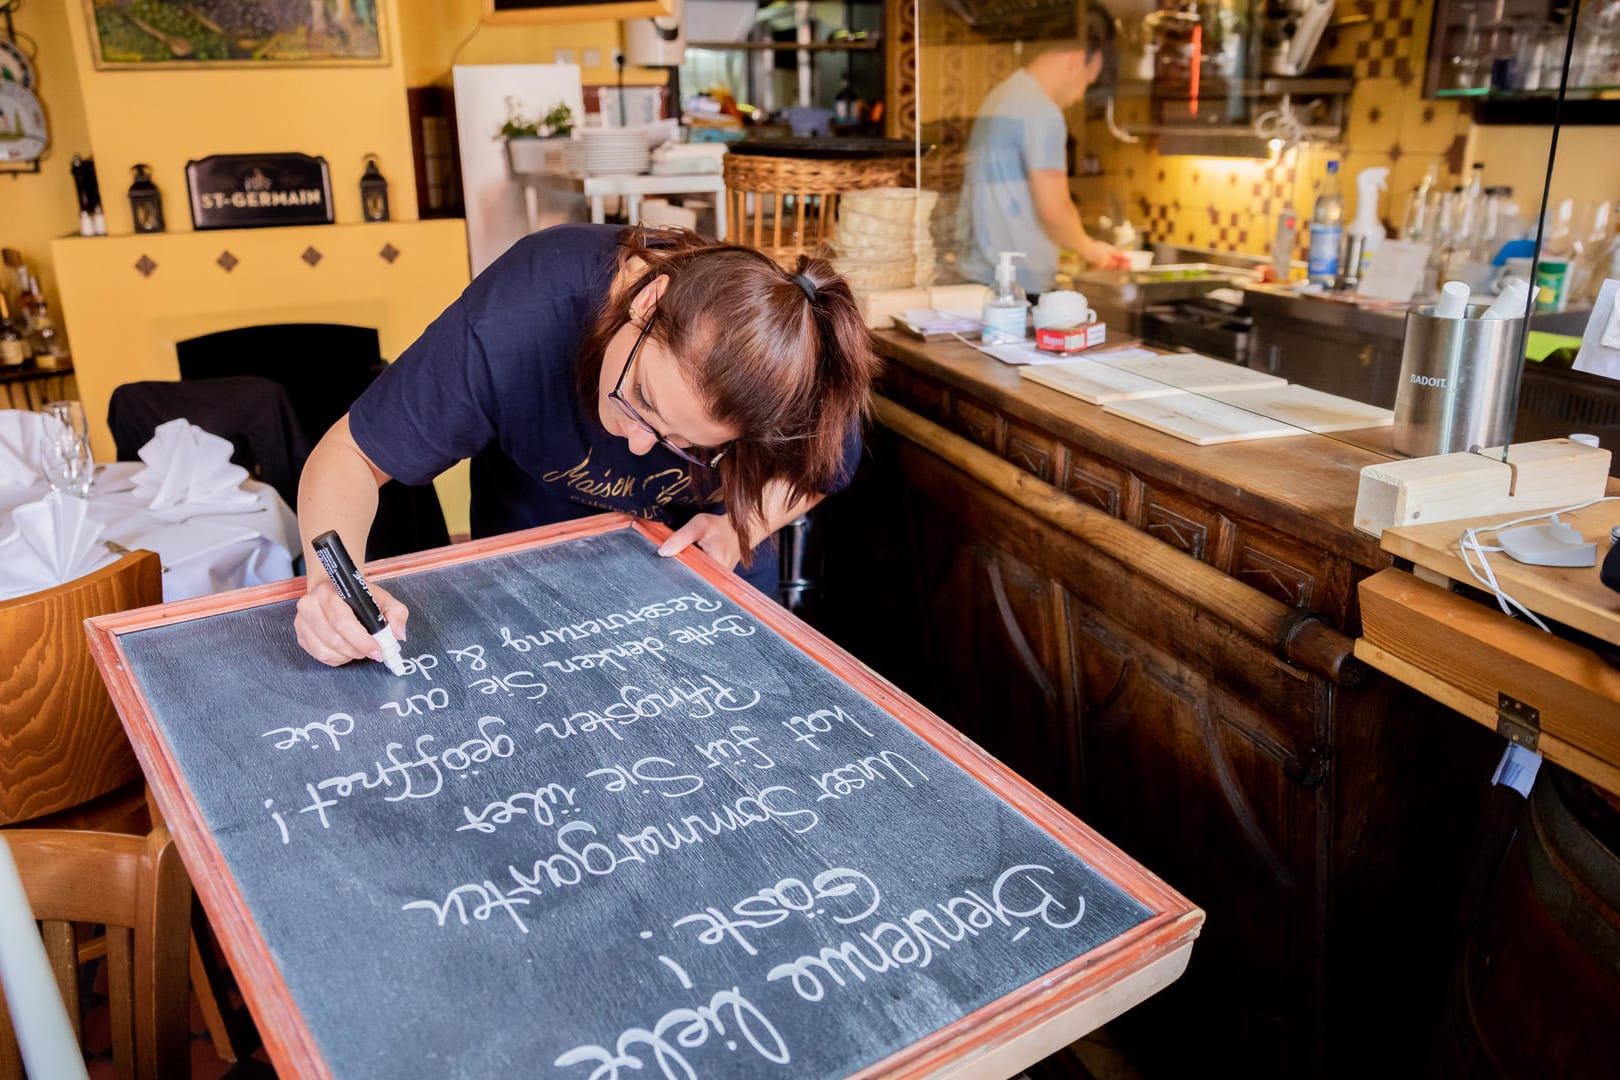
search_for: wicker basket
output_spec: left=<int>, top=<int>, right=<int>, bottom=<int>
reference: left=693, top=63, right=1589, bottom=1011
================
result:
left=723, top=153, right=908, bottom=267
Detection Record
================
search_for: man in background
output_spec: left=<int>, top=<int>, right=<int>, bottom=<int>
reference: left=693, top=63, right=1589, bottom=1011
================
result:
left=960, top=0, right=1130, bottom=293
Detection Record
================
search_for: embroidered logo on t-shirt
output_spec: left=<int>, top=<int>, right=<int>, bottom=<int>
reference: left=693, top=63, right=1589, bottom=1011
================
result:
left=542, top=449, right=696, bottom=511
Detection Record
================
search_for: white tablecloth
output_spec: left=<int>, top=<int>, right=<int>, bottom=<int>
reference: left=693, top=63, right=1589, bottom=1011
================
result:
left=0, top=461, right=299, bottom=603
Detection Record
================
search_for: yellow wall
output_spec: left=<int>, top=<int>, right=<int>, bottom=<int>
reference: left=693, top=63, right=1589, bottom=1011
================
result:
left=60, top=3, right=420, bottom=236
left=395, top=0, right=665, bottom=89
left=0, top=0, right=94, bottom=328
left=1467, top=126, right=1620, bottom=211
left=53, top=220, right=474, bottom=535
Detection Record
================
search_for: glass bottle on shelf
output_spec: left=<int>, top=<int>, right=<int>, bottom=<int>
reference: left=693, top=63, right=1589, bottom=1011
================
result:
left=1307, top=160, right=1344, bottom=287
left=1446, top=2, right=1488, bottom=91
left=28, top=297, right=65, bottom=369
left=0, top=297, right=25, bottom=368
left=1489, top=21, right=1522, bottom=91
left=1539, top=24, right=1565, bottom=88
left=834, top=77, right=858, bottom=123
left=1401, top=162, right=1441, bottom=242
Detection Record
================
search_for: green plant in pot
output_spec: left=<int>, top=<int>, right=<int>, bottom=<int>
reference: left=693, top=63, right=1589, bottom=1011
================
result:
left=500, top=98, right=575, bottom=174
left=498, top=96, right=541, bottom=140
left=540, top=103, right=574, bottom=138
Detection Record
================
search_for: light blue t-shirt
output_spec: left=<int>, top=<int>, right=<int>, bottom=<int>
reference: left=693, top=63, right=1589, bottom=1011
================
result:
left=959, top=70, right=1068, bottom=294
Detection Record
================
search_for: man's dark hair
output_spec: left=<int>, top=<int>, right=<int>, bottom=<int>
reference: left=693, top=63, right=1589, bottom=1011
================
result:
left=1082, top=0, right=1119, bottom=94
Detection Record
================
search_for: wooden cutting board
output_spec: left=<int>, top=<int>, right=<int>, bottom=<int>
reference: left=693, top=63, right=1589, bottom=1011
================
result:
left=1379, top=497, right=1620, bottom=647
left=1206, top=384, right=1395, bottom=433
left=1102, top=394, right=1308, bottom=445
left=1020, top=360, right=1187, bottom=404
left=1091, top=351, right=1286, bottom=392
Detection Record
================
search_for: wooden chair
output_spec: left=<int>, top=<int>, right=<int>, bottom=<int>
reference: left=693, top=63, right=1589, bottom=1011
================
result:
left=0, top=827, right=193, bottom=1080
left=0, top=551, right=162, bottom=832
left=0, top=553, right=256, bottom=1063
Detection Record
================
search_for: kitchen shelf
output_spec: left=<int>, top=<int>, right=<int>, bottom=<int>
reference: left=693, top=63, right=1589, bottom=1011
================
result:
left=1115, top=74, right=1355, bottom=99
left=1437, top=86, right=1620, bottom=125
left=1436, top=84, right=1620, bottom=99
left=687, top=40, right=880, bottom=52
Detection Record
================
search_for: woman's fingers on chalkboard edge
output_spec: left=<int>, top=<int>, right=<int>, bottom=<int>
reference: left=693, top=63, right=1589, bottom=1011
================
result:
left=295, top=580, right=409, bottom=667
left=658, top=512, right=743, bottom=570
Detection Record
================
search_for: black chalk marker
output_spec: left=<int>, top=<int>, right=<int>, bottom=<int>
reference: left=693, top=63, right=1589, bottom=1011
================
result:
left=311, top=530, right=407, bottom=676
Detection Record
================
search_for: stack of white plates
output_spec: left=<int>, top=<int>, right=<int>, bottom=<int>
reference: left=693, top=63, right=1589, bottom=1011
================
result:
left=562, top=128, right=651, bottom=177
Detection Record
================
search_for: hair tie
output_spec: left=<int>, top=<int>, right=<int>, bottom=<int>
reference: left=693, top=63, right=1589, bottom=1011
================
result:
left=791, top=273, right=818, bottom=302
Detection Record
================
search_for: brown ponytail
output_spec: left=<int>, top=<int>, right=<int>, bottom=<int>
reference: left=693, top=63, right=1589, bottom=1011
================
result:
left=578, top=228, right=879, bottom=560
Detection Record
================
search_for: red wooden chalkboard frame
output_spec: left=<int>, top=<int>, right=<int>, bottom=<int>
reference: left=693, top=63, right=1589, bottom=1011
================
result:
left=86, top=513, right=1203, bottom=1080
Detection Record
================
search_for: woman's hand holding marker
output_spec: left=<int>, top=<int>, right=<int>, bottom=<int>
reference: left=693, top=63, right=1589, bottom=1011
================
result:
left=295, top=577, right=409, bottom=669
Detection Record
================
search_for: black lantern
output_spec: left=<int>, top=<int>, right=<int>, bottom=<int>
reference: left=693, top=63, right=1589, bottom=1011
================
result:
left=128, top=163, right=165, bottom=234
left=359, top=156, right=390, bottom=223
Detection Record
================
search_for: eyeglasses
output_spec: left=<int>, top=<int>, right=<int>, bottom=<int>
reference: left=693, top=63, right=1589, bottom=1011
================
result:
left=609, top=312, right=730, bottom=469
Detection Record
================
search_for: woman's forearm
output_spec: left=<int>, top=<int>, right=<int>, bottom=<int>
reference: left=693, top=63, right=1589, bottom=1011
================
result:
left=758, top=482, right=825, bottom=546
left=297, top=415, right=390, bottom=573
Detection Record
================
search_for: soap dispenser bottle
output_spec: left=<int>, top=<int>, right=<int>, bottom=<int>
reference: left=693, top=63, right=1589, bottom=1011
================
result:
left=982, top=251, right=1029, bottom=343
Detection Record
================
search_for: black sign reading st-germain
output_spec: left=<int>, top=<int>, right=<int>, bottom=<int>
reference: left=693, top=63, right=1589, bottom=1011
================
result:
left=185, top=153, right=334, bottom=230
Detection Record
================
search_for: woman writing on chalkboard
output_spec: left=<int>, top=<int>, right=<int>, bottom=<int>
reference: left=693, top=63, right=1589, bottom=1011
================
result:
left=292, top=223, right=877, bottom=667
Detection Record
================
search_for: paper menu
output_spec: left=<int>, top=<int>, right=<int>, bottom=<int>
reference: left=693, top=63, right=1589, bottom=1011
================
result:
left=1101, top=395, right=1307, bottom=445
left=1091, top=351, right=1287, bottom=392
left=1205, top=384, right=1394, bottom=432
left=1021, top=361, right=1187, bottom=404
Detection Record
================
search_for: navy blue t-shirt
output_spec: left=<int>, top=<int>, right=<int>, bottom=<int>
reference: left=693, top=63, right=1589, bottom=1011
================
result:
left=349, top=224, right=853, bottom=594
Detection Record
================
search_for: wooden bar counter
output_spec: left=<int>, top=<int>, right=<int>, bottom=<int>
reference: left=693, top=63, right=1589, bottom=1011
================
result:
left=814, top=331, right=1509, bottom=1077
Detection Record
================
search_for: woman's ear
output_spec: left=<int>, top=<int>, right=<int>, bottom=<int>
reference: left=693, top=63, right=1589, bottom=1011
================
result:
left=632, top=274, right=671, bottom=324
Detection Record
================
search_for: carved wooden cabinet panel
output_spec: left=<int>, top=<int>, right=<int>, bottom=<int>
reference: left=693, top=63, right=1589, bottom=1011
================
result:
left=816, top=397, right=1503, bottom=1078
left=1060, top=443, right=1129, bottom=519
left=1004, top=420, right=1057, bottom=484
left=881, top=366, right=946, bottom=424
left=1228, top=518, right=1350, bottom=623
left=1069, top=602, right=1322, bottom=1075
left=887, top=435, right=1326, bottom=1072
left=1136, top=485, right=1226, bottom=565
left=947, top=392, right=1002, bottom=453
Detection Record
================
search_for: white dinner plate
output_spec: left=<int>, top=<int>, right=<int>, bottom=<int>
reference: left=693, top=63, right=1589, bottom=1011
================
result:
left=0, top=37, right=34, bottom=90
left=0, top=81, right=47, bottom=163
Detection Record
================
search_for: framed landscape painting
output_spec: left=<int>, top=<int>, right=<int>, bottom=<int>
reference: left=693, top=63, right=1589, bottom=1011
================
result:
left=87, top=0, right=389, bottom=69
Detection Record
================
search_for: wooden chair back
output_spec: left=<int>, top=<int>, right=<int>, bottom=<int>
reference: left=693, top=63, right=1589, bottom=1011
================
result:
left=0, top=827, right=192, bottom=1080
left=0, top=552, right=163, bottom=827
left=723, top=152, right=908, bottom=267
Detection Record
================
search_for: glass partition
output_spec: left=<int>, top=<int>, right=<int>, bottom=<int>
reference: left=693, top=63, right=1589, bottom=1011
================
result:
left=906, top=0, right=1607, bottom=454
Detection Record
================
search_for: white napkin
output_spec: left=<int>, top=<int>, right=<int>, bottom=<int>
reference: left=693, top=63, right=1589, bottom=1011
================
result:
left=130, top=419, right=256, bottom=512
left=0, top=410, right=63, bottom=489
left=0, top=492, right=116, bottom=601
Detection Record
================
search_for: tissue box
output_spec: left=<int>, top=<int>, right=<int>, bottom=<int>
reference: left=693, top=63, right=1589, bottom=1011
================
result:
left=1035, top=322, right=1107, bottom=354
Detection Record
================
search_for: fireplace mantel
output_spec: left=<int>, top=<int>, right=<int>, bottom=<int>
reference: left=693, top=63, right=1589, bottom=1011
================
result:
left=53, top=219, right=473, bottom=531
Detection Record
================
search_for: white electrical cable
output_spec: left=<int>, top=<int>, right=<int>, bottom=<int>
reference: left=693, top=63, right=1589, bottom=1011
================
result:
left=1455, top=495, right=1620, bottom=633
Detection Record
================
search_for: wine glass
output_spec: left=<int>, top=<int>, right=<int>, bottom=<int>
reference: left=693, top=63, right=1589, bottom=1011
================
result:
left=42, top=400, right=89, bottom=443
left=38, top=400, right=94, bottom=497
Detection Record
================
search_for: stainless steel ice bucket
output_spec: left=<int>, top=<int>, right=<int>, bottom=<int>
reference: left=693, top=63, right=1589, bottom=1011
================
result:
left=1392, top=303, right=1526, bottom=457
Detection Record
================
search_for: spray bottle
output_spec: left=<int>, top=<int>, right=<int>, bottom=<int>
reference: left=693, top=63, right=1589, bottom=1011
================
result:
left=981, top=252, right=1029, bottom=343
left=1341, top=166, right=1389, bottom=291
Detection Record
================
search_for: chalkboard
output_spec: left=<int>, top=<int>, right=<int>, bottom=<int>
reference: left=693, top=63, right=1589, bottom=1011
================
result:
left=89, top=516, right=1200, bottom=1080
